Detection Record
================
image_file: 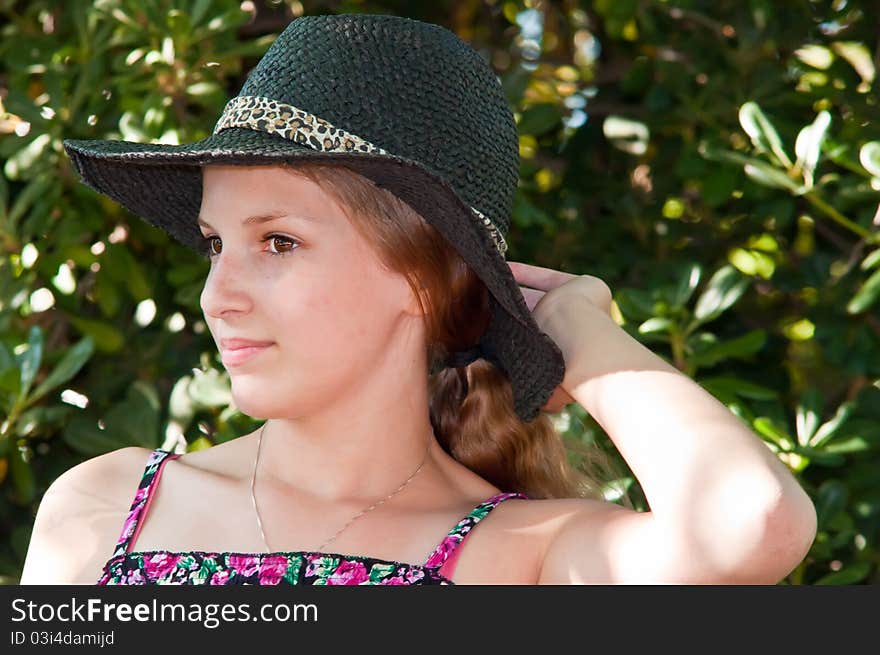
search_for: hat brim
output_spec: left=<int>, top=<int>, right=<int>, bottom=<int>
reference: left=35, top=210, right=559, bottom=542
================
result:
left=62, top=127, right=565, bottom=422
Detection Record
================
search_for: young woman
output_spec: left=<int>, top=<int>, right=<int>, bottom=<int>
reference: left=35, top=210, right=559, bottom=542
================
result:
left=20, top=13, right=816, bottom=585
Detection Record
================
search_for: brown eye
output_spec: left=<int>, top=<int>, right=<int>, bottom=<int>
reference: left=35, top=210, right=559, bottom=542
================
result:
left=266, top=235, right=300, bottom=257
left=200, top=234, right=299, bottom=259
left=200, top=235, right=222, bottom=258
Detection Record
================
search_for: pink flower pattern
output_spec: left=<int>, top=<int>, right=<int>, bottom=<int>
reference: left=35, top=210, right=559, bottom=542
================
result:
left=327, top=560, right=369, bottom=585
left=258, top=555, right=290, bottom=585
left=96, top=449, right=527, bottom=586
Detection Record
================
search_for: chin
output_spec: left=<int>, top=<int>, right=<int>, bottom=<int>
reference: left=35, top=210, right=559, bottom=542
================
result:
left=229, top=383, right=303, bottom=419
left=229, top=380, right=278, bottom=416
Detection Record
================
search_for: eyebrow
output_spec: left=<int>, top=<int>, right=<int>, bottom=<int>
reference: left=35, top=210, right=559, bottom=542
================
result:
left=197, top=211, right=319, bottom=229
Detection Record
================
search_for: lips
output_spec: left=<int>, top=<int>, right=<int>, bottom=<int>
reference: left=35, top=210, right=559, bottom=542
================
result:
left=219, top=338, right=275, bottom=367
left=220, top=337, right=274, bottom=350
left=220, top=344, right=273, bottom=367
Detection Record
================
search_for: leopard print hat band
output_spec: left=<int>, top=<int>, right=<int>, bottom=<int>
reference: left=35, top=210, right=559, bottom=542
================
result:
left=213, top=95, right=509, bottom=257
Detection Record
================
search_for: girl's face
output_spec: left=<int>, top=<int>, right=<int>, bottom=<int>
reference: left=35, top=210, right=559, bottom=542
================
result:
left=198, top=165, right=423, bottom=418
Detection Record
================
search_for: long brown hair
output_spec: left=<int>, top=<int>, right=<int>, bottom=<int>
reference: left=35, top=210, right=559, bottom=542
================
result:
left=283, top=161, right=629, bottom=504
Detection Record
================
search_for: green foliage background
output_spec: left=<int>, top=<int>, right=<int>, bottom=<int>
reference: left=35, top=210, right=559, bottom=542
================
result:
left=1, top=0, right=878, bottom=585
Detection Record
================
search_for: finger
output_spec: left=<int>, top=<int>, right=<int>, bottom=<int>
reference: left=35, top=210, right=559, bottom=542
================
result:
left=519, top=286, right=545, bottom=312
left=541, top=385, right=575, bottom=414
left=508, top=261, right=577, bottom=292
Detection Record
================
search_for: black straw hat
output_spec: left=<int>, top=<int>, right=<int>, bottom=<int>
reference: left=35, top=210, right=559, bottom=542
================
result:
left=62, top=13, right=566, bottom=422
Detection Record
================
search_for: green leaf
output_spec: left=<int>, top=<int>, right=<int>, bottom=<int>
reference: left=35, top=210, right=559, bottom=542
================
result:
left=104, top=6, right=143, bottom=31
left=188, top=368, right=232, bottom=408
left=602, top=476, right=635, bottom=504
left=790, top=445, right=846, bottom=467
left=191, top=0, right=216, bottom=27
left=173, top=281, right=204, bottom=312
left=743, top=160, right=802, bottom=192
left=688, top=329, right=767, bottom=368
left=603, top=115, right=649, bottom=155
left=861, top=248, right=880, bottom=271
left=698, top=376, right=778, bottom=401
left=823, top=436, right=874, bottom=454
left=0, top=341, right=13, bottom=374
left=204, top=6, right=250, bottom=33
left=700, top=144, right=806, bottom=194
left=859, top=141, right=880, bottom=177
left=796, top=388, right=823, bottom=447
left=814, top=479, right=848, bottom=529
left=168, top=375, right=195, bottom=426
left=813, top=562, right=872, bottom=585
left=63, top=381, right=160, bottom=456
left=17, top=326, right=43, bottom=401
left=166, top=261, right=208, bottom=286
left=753, top=417, right=794, bottom=450
left=8, top=176, right=52, bottom=230
left=794, top=44, right=835, bottom=70
left=4, top=133, right=52, bottom=180
left=637, top=317, right=674, bottom=335
left=104, top=380, right=160, bottom=446
left=166, top=8, right=192, bottom=39
left=693, top=266, right=751, bottom=324
left=809, top=401, right=857, bottom=448
left=846, top=267, right=880, bottom=314
left=94, top=271, right=122, bottom=317
left=794, top=110, right=831, bottom=183
left=28, top=337, right=95, bottom=405
left=7, top=446, right=35, bottom=505
left=0, top=170, right=8, bottom=221
left=699, top=143, right=759, bottom=167
left=700, top=166, right=740, bottom=208
left=187, top=82, right=222, bottom=97
left=103, top=244, right=151, bottom=302
left=0, top=367, right=20, bottom=401
left=64, top=415, right=127, bottom=456
left=518, top=103, right=563, bottom=136
left=14, top=405, right=72, bottom=437
left=832, top=41, right=875, bottom=88
left=68, top=317, right=125, bottom=352
left=738, top=101, right=793, bottom=167
left=671, top=263, right=702, bottom=309
left=614, top=288, right=656, bottom=321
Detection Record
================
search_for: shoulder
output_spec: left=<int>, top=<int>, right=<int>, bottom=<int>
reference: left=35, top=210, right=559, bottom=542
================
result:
left=448, top=492, right=614, bottom=584
left=528, top=494, right=720, bottom=584
left=464, top=494, right=650, bottom=585
left=19, top=447, right=157, bottom=584
left=45, top=446, right=158, bottom=512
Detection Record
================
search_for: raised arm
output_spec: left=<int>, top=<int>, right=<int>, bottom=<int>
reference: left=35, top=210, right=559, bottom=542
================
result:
left=511, top=263, right=817, bottom=584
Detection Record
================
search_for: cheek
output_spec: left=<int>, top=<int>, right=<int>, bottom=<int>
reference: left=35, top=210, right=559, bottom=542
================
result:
left=312, top=277, right=395, bottom=351
left=285, top=278, right=370, bottom=346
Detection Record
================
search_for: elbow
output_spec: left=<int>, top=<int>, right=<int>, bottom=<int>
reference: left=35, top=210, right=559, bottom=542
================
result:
left=724, top=490, right=818, bottom=584
left=765, top=489, right=818, bottom=575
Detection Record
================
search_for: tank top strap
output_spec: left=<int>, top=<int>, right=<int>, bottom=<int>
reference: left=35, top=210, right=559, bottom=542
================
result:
left=422, top=491, right=528, bottom=576
left=108, top=448, right=182, bottom=560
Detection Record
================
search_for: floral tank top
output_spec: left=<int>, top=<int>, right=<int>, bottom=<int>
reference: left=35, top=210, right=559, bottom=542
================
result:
left=97, top=448, right=528, bottom=585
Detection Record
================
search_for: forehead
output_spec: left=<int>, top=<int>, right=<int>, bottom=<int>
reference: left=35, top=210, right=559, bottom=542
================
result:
left=199, top=165, right=343, bottom=228
left=197, top=209, right=322, bottom=230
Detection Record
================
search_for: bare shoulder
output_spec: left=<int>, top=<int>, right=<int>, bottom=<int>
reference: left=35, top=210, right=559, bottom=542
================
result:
left=19, top=446, right=155, bottom=585
left=451, top=493, right=618, bottom=584
left=458, top=493, right=663, bottom=585
left=530, top=494, right=719, bottom=584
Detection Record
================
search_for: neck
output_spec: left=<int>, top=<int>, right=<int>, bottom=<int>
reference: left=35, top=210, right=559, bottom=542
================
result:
left=252, top=411, right=440, bottom=504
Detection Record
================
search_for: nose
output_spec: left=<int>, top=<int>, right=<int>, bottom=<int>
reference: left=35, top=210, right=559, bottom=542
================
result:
left=199, top=246, right=256, bottom=319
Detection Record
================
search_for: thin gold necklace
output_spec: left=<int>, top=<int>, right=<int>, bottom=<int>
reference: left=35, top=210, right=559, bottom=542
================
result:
left=249, top=422, right=431, bottom=553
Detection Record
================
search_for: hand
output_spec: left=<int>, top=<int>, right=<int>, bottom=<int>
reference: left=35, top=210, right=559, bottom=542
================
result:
left=507, top=261, right=614, bottom=414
